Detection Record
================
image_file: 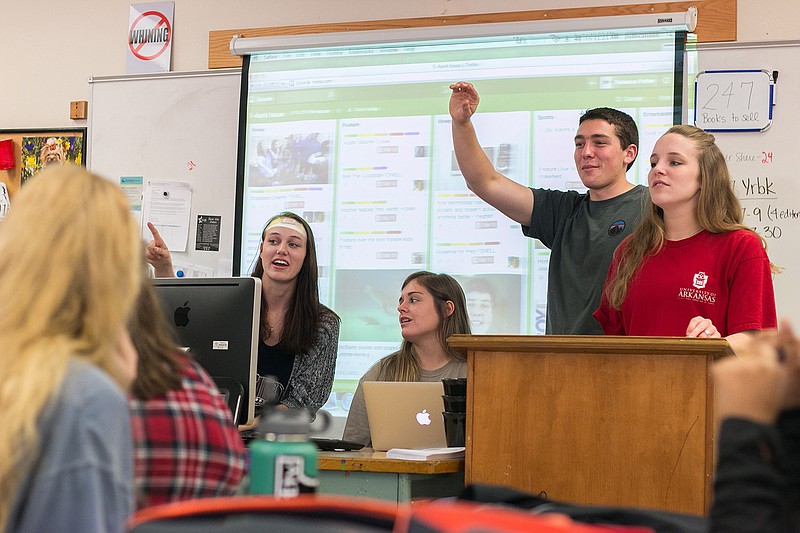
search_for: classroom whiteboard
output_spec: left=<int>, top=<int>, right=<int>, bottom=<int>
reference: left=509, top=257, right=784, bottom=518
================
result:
left=88, top=69, right=241, bottom=275
left=697, top=41, right=800, bottom=321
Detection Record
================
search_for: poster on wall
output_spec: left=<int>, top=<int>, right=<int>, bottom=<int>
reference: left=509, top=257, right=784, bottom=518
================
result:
left=20, top=134, right=84, bottom=184
left=126, top=1, right=174, bottom=74
left=0, top=128, right=86, bottom=218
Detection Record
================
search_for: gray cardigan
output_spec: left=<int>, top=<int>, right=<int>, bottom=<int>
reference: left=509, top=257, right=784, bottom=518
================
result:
left=279, top=308, right=340, bottom=415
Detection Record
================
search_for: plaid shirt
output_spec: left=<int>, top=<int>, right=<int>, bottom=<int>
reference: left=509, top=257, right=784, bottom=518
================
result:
left=129, top=357, right=247, bottom=509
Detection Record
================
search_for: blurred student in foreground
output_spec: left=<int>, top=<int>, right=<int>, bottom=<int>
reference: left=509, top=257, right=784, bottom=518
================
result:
left=128, top=278, right=247, bottom=509
left=595, top=125, right=777, bottom=353
left=711, top=320, right=800, bottom=532
left=343, top=271, right=471, bottom=446
left=0, top=167, right=141, bottom=533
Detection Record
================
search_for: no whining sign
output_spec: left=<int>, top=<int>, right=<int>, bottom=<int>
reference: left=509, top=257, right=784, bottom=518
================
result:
left=127, top=2, right=174, bottom=74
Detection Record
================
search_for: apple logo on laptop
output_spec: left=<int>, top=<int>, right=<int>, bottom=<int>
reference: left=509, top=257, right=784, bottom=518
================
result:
left=415, top=409, right=432, bottom=426
left=174, top=301, right=190, bottom=327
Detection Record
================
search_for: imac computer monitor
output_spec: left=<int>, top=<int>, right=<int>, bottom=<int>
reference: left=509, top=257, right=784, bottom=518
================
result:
left=151, top=276, right=261, bottom=426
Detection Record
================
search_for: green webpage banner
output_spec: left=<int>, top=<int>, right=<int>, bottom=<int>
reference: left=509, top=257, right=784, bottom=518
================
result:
left=237, top=28, right=684, bottom=418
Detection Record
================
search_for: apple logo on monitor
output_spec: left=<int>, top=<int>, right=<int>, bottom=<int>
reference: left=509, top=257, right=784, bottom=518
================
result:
left=415, top=409, right=432, bottom=426
left=174, top=301, right=190, bottom=327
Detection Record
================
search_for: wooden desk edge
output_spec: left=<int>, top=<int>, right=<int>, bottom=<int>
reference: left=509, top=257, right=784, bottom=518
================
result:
left=318, top=450, right=464, bottom=474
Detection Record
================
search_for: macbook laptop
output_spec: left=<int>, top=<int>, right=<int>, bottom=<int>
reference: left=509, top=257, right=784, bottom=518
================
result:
left=363, top=381, right=447, bottom=451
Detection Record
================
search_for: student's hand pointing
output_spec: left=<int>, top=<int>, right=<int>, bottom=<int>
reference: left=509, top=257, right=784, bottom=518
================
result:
left=145, top=221, right=174, bottom=277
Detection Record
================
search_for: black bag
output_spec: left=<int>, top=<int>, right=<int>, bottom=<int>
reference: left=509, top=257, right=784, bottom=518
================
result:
left=458, top=484, right=707, bottom=533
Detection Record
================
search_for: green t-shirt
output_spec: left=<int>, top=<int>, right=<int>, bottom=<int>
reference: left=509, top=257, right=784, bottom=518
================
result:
left=524, top=185, right=647, bottom=335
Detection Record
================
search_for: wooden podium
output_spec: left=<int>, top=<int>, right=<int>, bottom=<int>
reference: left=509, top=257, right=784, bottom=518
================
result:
left=448, top=335, right=731, bottom=515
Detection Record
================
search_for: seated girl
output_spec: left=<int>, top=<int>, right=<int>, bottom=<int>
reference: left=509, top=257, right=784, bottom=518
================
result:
left=146, top=212, right=339, bottom=417
left=0, top=166, right=141, bottom=533
left=343, top=271, right=471, bottom=446
left=128, top=278, right=247, bottom=509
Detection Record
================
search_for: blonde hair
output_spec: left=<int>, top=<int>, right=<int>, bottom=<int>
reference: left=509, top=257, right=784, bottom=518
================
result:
left=0, top=166, right=142, bottom=527
left=605, top=125, right=777, bottom=309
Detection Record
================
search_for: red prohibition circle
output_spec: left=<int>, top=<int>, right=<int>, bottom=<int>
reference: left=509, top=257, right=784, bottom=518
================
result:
left=129, top=10, right=172, bottom=61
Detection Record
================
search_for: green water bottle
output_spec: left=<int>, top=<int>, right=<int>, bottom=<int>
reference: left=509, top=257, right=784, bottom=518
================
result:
left=248, top=409, right=320, bottom=496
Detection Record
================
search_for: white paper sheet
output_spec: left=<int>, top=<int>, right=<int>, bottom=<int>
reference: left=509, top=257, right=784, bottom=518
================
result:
left=142, top=180, right=192, bottom=252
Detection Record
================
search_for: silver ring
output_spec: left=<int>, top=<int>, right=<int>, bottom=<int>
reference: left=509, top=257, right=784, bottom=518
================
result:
left=704, top=329, right=711, bottom=337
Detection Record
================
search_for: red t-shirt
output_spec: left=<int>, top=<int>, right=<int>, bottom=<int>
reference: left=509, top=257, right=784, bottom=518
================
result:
left=594, top=230, right=777, bottom=336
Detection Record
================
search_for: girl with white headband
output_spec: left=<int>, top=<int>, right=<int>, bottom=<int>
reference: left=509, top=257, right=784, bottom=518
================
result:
left=146, top=212, right=339, bottom=416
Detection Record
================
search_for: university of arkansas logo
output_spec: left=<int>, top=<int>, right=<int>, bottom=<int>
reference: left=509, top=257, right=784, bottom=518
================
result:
left=679, top=271, right=716, bottom=304
left=693, top=272, right=708, bottom=289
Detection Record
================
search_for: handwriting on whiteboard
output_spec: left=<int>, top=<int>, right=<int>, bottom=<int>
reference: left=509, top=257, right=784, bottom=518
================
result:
left=695, top=70, right=773, bottom=131
left=724, top=148, right=798, bottom=239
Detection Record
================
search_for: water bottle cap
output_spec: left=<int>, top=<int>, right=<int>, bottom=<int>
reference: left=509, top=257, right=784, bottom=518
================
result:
left=259, top=408, right=312, bottom=436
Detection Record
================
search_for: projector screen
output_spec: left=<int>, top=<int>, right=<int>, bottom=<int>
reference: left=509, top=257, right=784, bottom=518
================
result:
left=234, top=24, right=686, bottom=422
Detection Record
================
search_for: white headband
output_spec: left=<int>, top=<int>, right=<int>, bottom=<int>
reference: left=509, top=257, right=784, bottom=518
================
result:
left=264, top=216, right=307, bottom=239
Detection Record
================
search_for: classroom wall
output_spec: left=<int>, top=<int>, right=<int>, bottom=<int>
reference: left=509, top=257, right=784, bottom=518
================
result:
left=0, top=0, right=798, bottom=129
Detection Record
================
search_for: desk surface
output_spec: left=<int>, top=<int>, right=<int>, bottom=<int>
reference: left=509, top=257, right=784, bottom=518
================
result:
left=318, top=449, right=464, bottom=475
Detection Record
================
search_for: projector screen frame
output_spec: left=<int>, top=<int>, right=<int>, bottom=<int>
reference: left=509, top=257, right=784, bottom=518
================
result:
left=229, top=9, right=696, bottom=57
left=231, top=20, right=690, bottom=425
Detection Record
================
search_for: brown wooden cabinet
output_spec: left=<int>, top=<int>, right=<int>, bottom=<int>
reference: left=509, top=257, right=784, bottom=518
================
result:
left=448, top=335, right=731, bottom=515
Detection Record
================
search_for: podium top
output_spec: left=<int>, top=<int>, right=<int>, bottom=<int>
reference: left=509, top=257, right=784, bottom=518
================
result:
left=447, top=334, right=732, bottom=358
